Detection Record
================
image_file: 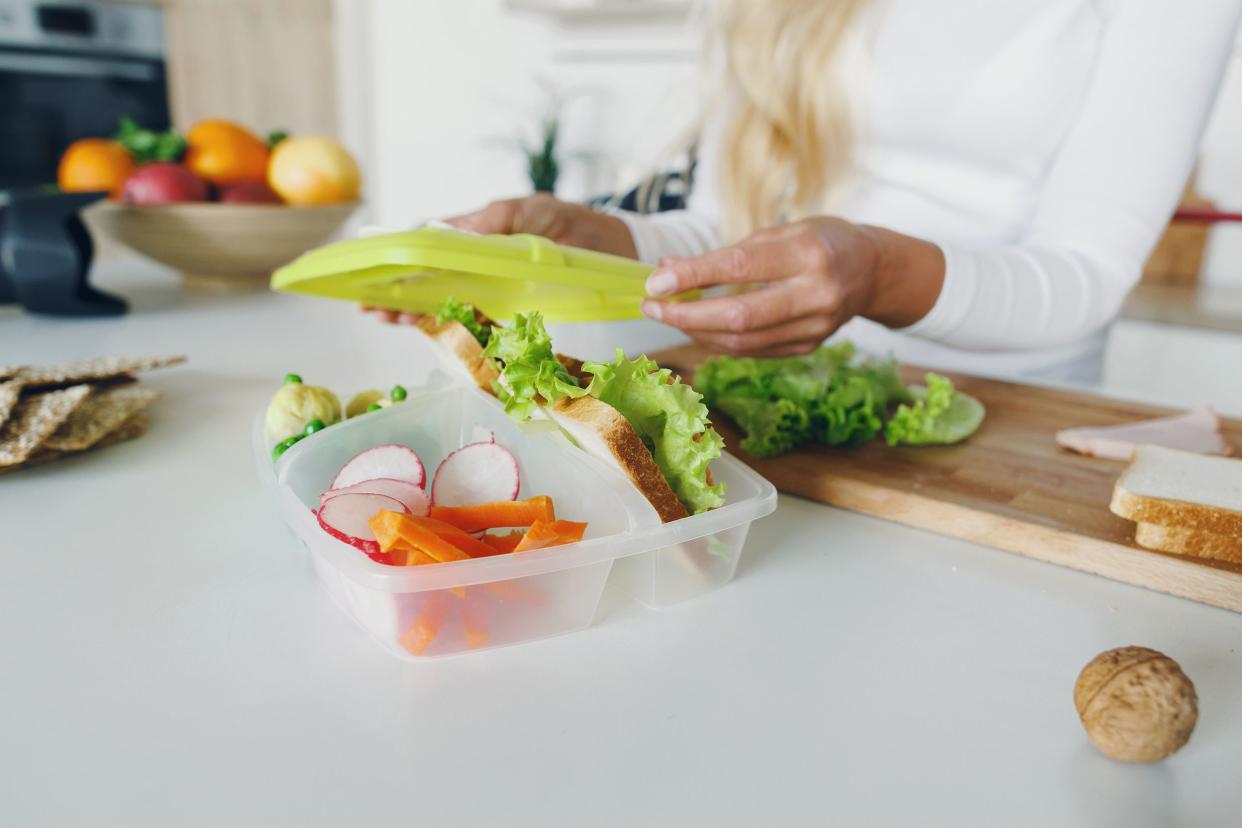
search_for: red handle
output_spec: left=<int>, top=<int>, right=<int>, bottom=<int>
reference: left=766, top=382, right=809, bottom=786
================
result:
left=1172, top=207, right=1242, bottom=224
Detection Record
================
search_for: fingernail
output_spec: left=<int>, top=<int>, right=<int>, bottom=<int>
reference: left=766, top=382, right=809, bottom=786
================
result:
left=646, top=270, right=678, bottom=297
left=641, top=300, right=663, bottom=321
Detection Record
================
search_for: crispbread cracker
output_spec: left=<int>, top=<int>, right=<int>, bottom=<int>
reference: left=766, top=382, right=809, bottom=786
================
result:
left=0, top=385, right=92, bottom=466
left=0, top=379, right=23, bottom=429
left=43, top=386, right=158, bottom=451
left=0, top=414, right=150, bottom=475
left=0, top=366, right=23, bottom=382
left=17, top=355, right=185, bottom=388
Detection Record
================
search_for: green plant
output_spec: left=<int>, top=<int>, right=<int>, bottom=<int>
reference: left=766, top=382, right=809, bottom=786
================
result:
left=490, top=81, right=596, bottom=196
left=525, top=112, right=560, bottom=193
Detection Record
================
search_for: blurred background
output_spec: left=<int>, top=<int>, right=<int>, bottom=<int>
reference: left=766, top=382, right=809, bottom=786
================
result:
left=4, top=0, right=1242, bottom=402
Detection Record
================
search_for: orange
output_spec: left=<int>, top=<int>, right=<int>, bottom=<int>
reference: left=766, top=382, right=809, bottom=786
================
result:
left=57, top=139, right=136, bottom=199
left=183, top=119, right=269, bottom=186
left=268, top=136, right=361, bottom=206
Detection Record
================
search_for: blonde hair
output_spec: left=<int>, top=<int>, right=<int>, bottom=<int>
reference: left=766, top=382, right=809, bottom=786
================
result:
left=716, top=0, right=868, bottom=242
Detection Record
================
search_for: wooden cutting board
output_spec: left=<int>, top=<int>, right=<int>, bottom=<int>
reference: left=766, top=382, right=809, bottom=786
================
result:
left=653, top=345, right=1242, bottom=613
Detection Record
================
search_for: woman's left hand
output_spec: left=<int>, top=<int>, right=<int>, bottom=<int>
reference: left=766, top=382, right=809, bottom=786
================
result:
left=640, top=216, right=943, bottom=357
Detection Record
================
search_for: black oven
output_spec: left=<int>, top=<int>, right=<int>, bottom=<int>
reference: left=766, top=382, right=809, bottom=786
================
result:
left=0, top=0, right=170, bottom=190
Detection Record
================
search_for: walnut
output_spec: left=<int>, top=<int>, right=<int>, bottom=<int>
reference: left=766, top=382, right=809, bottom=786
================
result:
left=1074, top=646, right=1198, bottom=763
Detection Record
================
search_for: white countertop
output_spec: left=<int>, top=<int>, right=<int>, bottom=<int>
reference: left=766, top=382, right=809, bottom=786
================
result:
left=2, top=260, right=1240, bottom=828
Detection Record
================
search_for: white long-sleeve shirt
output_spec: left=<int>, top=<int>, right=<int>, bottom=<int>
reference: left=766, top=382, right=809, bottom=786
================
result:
left=614, top=0, right=1241, bottom=382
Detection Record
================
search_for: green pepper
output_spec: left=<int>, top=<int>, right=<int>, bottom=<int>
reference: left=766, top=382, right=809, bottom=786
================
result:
left=366, top=403, right=382, bottom=412
left=304, top=419, right=326, bottom=435
left=283, top=373, right=303, bottom=385
left=390, top=385, right=407, bottom=402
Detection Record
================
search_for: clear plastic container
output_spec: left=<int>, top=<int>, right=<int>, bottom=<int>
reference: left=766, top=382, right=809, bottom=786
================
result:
left=254, top=377, right=777, bottom=659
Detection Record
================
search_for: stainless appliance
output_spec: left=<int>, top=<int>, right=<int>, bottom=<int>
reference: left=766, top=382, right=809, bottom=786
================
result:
left=0, top=0, right=169, bottom=190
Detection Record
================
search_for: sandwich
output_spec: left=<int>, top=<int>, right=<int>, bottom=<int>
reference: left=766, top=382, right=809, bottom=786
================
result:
left=414, top=298, right=726, bottom=522
left=411, top=297, right=500, bottom=392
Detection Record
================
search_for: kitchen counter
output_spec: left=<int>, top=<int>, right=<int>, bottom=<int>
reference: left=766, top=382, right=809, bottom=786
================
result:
left=2, top=259, right=1240, bottom=828
left=1121, top=282, right=1242, bottom=335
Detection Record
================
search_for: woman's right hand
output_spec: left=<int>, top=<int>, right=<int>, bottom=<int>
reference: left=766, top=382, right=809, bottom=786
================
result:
left=445, top=193, right=638, bottom=259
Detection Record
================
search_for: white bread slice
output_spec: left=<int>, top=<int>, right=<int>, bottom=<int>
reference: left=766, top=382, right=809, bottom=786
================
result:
left=412, top=316, right=499, bottom=393
left=1110, top=445, right=1242, bottom=537
left=1134, top=522, right=1242, bottom=565
left=548, top=395, right=689, bottom=523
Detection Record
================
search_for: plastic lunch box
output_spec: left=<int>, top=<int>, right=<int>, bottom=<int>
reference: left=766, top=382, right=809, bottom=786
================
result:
left=270, top=224, right=698, bottom=323
left=254, top=374, right=778, bottom=660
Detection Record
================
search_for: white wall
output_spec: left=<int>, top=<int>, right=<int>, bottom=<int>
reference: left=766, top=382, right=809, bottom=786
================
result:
left=339, top=0, right=701, bottom=229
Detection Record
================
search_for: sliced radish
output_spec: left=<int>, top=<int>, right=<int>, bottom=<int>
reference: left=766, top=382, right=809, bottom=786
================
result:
left=320, top=478, right=430, bottom=516
left=331, top=444, right=425, bottom=490
left=317, top=492, right=409, bottom=555
left=431, top=440, right=520, bottom=506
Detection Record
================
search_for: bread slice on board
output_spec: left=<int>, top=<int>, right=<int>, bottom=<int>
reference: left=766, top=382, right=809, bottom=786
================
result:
left=413, top=316, right=499, bottom=393
left=1134, top=522, right=1241, bottom=564
left=548, top=395, right=689, bottom=523
left=1110, top=445, right=1242, bottom=536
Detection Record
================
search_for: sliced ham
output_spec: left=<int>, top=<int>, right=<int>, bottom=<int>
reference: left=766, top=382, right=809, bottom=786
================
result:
left=1056, top=406, right=1233, bottom=460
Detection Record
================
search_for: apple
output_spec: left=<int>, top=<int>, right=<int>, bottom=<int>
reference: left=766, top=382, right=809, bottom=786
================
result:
left=121, top=162, right=209, bottom=205
left=217, top=181, right=283, bottom=204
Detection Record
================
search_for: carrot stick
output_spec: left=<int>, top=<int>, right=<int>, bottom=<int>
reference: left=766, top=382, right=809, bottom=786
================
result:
left=481, top=531, right=523, bottom=554
left=514, top=519, right=588, bottom=553
left=403, top=515, right=507, bottom=558
left=462, top=587, right=489, bottom=649
left=386, top=543, right=465, bottom=596
left=370, top=509, right=411, bottom=553
left=370, top=510, right=470, bottom=562
left=399, top=590, right=452, bottom=655
left=389, top=545, right=435, bottom=567
left=429, top=496, right=555, bottom=533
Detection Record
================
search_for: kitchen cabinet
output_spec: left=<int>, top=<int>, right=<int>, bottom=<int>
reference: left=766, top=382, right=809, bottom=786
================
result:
left=155, top=0, right=339, bottom=136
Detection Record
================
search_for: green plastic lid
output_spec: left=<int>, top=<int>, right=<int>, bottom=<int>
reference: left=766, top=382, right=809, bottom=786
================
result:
left=271, top=225, right=693, bottom=322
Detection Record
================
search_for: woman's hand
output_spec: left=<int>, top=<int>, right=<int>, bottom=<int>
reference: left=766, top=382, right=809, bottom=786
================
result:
left=640, top=217, right=945, bottom=357
left=445, top=193, right=637, bottom=258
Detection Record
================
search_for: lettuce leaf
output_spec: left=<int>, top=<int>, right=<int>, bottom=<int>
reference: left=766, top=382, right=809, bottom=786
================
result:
left=482, top=311, right=584, bottom=420
left=583, top=349, right=727, bottom=514
left=698, top=344, right=909, bottom=453
left=812, top=374, right=884, bottom=445
left=434, top=296, right=490, bottom=346
left=714, top=394, right=809, bottom=458
left=883, top=373, right=985, bottom=446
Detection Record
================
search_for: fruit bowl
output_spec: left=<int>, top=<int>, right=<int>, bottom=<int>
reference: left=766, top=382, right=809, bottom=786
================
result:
left=85, top=201, right=358, bottom=285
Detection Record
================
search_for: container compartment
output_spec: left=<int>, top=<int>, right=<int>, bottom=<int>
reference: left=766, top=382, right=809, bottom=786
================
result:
left=256, top=378, right=778, bottom=659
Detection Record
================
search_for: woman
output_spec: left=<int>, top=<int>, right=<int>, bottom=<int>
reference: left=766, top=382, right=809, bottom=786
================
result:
left=438, top=0, right=1241, bottom=382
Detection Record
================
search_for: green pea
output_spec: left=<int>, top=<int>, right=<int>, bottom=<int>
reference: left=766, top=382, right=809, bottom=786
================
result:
left=304, top=419, right=326, bottom=435
left=283, top=373, right=303, bottom=385
left=390, top=385, right=408, bottom=402
left=272, top=435, right=301, bottom=460
left=366, top=403, right=382, bottom=412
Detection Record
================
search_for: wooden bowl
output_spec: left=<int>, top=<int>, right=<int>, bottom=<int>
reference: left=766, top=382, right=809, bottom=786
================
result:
left=85, top=202, right=358, bottom=285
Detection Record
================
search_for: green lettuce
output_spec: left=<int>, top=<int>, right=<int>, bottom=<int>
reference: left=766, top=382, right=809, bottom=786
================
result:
left=482, top=311, right=585, bottom=420
left=884, top=373, right=985, bottom=446
left=698, top=344, right=909, bottom=454
left=714, top=394, right=809, bottom=458
left=434, top=296, right=490, bottom=346
left=583, top=349, right=727, bottom=514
